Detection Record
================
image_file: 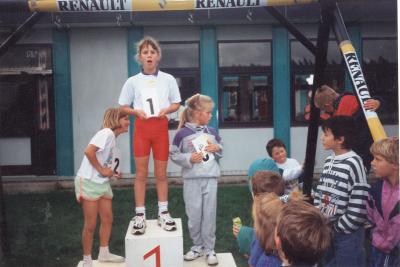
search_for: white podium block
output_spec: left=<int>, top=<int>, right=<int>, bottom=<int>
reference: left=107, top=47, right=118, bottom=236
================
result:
left=77, top=260, right=126, bottom=267
left=125, top=219, right=183, bottom=267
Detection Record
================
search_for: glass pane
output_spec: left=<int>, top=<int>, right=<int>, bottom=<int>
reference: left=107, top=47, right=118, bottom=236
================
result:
left=290, top=40, right=342, bottom=67
left=221, top=75, right=271, bottom=123
left=363, top=39, right=398, bottom=122
left=0, top=46, right=52, bottom=70
left=292, top=71, right=345, bottom=123
left=167, top=75, right=200, bottom=124
left=219, top=42, right=271, bottom=67
left=363, top=39, right=397, bottom=64
left=160, top=43, right=199, bottom=68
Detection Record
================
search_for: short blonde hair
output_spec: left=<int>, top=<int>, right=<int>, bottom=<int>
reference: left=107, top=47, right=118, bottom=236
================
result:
left=102, top=108, right=125, bottom=130
left=314, top=85, right=339, bottom=109
left=252, top=193, right=284, bottom=255
left=135, top=36, right=162, bottom=64
left=370, top=137, right=399, bottom=165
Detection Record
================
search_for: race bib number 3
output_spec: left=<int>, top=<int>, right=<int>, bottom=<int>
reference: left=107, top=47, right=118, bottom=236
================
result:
left=141, top=87, right=160, bottom=117
left=192, top=135, right=215, bottom=164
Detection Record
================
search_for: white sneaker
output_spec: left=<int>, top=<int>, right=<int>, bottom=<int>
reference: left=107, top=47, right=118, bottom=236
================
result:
left=184, top=246, right=204, bottom=261
left=131, top=213, right=146, bottom=235
left=82, top=260, right=92, bottom=267
left=157, top=211, right=176, bottom=231
left=98, top=252, right=125, bottom=263
left=206, top=251, right=218, bottom=266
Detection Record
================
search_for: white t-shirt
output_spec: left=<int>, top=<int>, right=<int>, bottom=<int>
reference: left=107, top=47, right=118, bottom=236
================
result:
left=277, top=158, right=302, bottom=181
left=118, top=71, right=181, bottom=117
left=77, top=128, right=117, bottom=184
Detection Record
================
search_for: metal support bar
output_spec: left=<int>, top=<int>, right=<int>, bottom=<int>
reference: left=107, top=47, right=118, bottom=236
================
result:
left=0, top=167, right=9, bottom=258
left=302, top=0, right=334, bottom=198
left=331, top=3, right=386, bottom=141
left=265, top=6, right=316, bottom=55
left=0, top=12, right=43, bottom=58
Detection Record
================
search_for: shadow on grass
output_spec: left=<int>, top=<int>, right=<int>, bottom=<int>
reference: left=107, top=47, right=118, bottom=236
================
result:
left=1, top=184, right=252, bottom=267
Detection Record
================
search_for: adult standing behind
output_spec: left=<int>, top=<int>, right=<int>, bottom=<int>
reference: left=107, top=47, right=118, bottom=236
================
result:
left=118, top=36, right=181, bottom=235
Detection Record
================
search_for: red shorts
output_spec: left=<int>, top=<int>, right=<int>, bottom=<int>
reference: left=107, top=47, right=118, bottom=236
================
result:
left=133, top=117, right=169, bottom=161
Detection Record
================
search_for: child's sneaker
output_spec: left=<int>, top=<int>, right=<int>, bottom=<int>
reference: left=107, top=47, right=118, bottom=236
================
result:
left=82, top=260, right=92, bottom=267
left=206, top=251, right=218, bottom=266
left=184, top=246, right=204, bottom=261
left=98, top=252, right=125, bottom=263
left=157, top=211, right=176, bottom=231
left=131, top=213, right=146, bottom=235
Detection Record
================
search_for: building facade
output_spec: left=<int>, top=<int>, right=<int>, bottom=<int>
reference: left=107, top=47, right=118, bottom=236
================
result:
left=0, top=1, right=398, bottom=177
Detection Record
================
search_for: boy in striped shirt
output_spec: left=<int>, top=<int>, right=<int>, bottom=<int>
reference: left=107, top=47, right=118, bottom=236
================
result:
left=314, top=116, right=370, bottom=267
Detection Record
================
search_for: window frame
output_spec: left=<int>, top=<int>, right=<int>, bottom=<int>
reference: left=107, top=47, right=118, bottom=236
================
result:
left=289, top=38, right=346, bottom=126
left=217, top=39, right=273, bottom=128
left=361, top=37, right=398, bottom=124
left=159, top=41, right=201, bottom=129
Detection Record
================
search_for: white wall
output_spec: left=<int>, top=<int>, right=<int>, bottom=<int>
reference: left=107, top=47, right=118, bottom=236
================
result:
left=70, top=27, right=130, bottom=173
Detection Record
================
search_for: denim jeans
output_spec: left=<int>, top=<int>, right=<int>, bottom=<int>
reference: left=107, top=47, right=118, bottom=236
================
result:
left=323, top=228, right=366, bottom=267
left=369, top=246, right=400, bottom=267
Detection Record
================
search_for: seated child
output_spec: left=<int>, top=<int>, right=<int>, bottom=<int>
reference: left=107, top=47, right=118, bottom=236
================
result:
left=367, top=137, right=399, bottom=267
left=234, top=171, right=284, bottom=258
left=275, top=200, right=331, bottom=267
left=266, top=138, right=303, bottom=193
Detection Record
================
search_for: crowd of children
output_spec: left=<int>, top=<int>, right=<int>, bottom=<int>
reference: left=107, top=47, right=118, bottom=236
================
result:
left=73, top=35, right=399, bottom=267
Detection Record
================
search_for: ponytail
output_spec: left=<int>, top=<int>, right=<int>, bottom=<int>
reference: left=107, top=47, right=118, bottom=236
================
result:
left=177, top=93, right=214, bottom=129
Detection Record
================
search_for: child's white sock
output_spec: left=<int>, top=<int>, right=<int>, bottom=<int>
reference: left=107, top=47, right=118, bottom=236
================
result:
left=135, top=206, right=145, bottom=216
left=99, top=246, right=109, bottom=256
left=98, top=246, right=124, bottom=263
left=82, top=255, right=92, bottom=267
left=158, top=201, right=168, bottom=215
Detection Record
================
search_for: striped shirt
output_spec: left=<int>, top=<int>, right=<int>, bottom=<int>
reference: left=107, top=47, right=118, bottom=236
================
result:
left=314, top=150, right=370, bottom=234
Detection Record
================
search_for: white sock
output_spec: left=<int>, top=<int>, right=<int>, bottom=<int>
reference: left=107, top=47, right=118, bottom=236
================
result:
left=135, top=206, right=145, bottom=216
left=158, top=201, right=168, bottom=215
left=99, top=246, right=109, bottom=256
left=83, top=255, right=92, bottom=261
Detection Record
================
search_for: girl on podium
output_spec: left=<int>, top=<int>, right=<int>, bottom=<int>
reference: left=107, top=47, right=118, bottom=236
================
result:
left=170, top=94, right=223, bottom=266
left=118, top=36, right=181, bottom=235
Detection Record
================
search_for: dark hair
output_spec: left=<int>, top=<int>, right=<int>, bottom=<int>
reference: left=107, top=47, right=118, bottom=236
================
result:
left=252, top=171, right=285, bottom=196
left=321, top=116, right=356, bottom=150
left=266, top=138, right=286, bottom=157
left=276, top=200, right=331, bottom=265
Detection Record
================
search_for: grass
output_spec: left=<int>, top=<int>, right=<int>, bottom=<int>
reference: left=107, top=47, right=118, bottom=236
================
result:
left=1, top=184, right=252, bottom=267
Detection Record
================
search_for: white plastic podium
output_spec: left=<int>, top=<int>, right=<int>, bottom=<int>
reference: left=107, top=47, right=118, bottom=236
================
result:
left=76, top=253, right=237, bottom=267
left=77, top=218, right=238, bottom=267
left=125, top=219, right=183, bottom=267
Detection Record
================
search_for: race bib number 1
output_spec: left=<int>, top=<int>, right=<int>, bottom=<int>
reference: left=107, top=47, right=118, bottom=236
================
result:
left=141, top=87, right=160, bottom=117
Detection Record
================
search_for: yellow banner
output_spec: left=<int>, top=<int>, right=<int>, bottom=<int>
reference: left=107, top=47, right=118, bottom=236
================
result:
left=28, top=0, right=317, bottom=12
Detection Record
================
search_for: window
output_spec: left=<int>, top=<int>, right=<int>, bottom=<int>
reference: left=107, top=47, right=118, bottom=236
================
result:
left=362, top=38, right=398, bottom=123
left=290, top=40, right=345, bottom=124
left=159, top=42, right=200, bottom=128
left=0, top=45, right=56, bottom=175
left=218, top=41, right=272, bottom=127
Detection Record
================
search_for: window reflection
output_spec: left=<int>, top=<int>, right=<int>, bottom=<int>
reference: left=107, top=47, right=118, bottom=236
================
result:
left=363, top=38, right=398, bottom=122
left=219, top=41, right=272, bottom=127
left=159, top=42, right=200, bottom=127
